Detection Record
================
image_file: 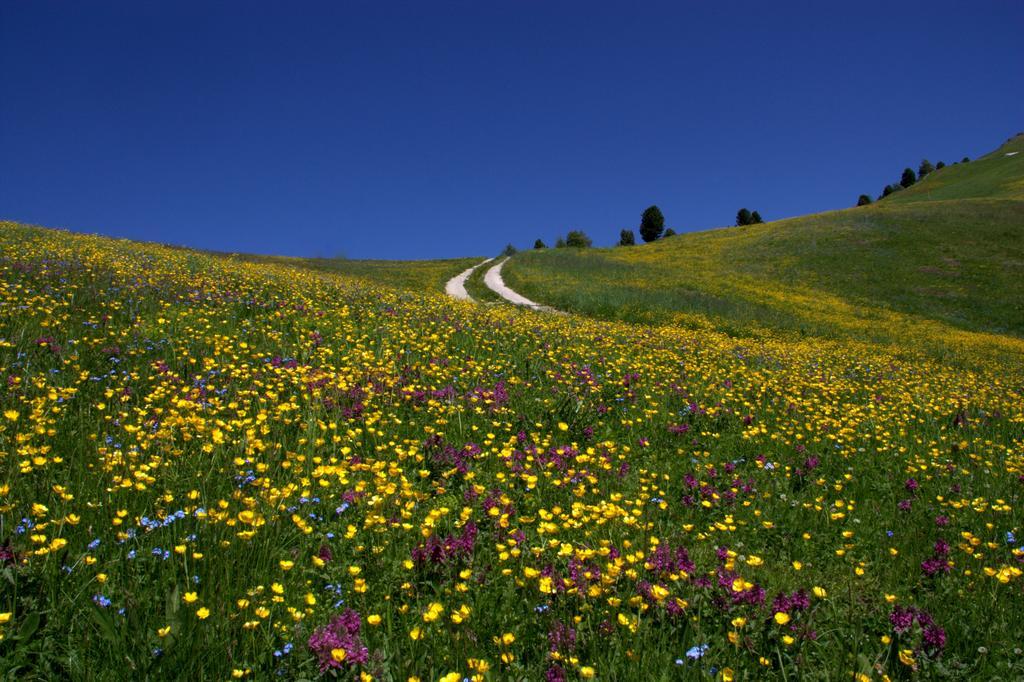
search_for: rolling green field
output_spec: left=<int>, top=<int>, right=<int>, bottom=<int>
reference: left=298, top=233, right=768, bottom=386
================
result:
left=1, top=137, right=1024, bottom=681
left=237, top=253, right=483, bottom=294
left=884, top=134, right=1024, bottom=204
left=502, top=135, right=1024, bottom=368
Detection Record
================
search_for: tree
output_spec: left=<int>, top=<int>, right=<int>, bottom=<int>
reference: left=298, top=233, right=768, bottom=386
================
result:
left=618, top=229, right=636, bottom=246
left=961, top=156, right=970, bottom=163
left=555, top=237, right=566, bottom=248
left=565, top=230, right=592, bottom=248
left=664, top=228, right=676, bottom=237
left=936, top=161, right=945, bottom=170
left=534, top=239, right=546, bottom=249
left=900, top=168, right=916, bottom=188
left=857, top=194, right=873, bottom=206
left=501, top=243, right=517, bottom=257
left=918, top=159, right=934, bottom=180
left=639, top=205, right=665, bottom=242
left=881, top=184, right=902, bottom=198
left=750, top=211, right=763, bottom=224
left=736, top=208, right=752, bottom=226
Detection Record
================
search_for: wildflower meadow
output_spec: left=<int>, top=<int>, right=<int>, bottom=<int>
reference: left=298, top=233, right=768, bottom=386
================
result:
left=1, top=220, right=1022, bottom=680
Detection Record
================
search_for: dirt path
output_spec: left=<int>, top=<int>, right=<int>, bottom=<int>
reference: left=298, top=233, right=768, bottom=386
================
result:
left=444, top=258, right=494, bottom=301
left=482, top=258, right=563, bottom=313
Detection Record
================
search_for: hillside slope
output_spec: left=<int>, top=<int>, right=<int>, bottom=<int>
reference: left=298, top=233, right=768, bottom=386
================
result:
left=503, top=135, right=1024, bottom=366
left=885, top=133, right=1024, bottom=204
left=2, top=216, right=1024, bottom=679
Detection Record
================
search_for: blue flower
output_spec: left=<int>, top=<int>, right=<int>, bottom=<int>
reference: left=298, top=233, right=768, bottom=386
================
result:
left=685, top=643, right=709, bottom=660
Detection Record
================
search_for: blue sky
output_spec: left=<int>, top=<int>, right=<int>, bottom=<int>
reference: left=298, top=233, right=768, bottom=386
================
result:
left=2, top=1, right=1022, bottom=259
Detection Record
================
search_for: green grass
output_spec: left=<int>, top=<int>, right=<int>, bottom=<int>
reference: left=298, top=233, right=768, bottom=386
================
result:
left=463, top=259, right=503, bottom=303
left=2, top=217, right=1024, bottom=680
left=3, top=134, right=1024, bottom=680
left=502, top=135, right=1024, bottom=367
left=884, top=133, right=1024, bottom=204
left=237, top=253, right=483, bottom=293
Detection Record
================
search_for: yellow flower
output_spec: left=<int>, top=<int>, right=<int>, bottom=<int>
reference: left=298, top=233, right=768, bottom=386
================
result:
left=183, top=592, right=198, bottom=603
left=423, top=602, right=444, bottom=622
left=279, top=560, right=294, bottom=571
left=367, top=614, right=382, bottom=626
left=721, top=668, right=735, bottom=681
left=558, top=422, right=569, bottom=431
left=899, top=649, right=916, bottom=667
left=196, top=607, right=210, bottom=620
left=3, top=410, right=18, bottom=421
left=774, top=611, right=790, bottom=625
left=271, top=582, right=284, bottom=595
left=0, top=613, right=11, bottom=624
left=331, top=648, right=347, bottom=663
left=409, top=626, right=422, bottom=640
left=812, top=586, right=827, bottom=599
left=580, top=666, right=595, bottom=678
left=157, top=626, right=171, bottom=637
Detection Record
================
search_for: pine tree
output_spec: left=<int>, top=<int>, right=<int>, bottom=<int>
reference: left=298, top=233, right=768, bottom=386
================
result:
left=639, top=206, right=665, bottom=242
left=618, top=229, right=636, bottom=246
left=736, top=208, right=752, bottom=226
left=565, top=230, right=592, bottom=248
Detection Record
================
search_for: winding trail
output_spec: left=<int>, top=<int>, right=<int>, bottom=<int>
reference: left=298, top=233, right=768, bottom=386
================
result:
left=444, top=258, right=493, bottom=301
left=481, top=258, right=564, bottom=314
left=444, top=256, right=564, bottom=313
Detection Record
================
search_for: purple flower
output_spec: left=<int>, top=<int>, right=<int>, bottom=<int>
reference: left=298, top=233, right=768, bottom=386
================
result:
left=308, top=609, right=369, bottom=670
left=889, top=606, right=915, bottom=633
left=923, top=625, right=947, bottom=653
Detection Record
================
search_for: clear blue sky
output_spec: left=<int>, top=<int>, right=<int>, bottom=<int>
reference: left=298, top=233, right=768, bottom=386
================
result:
left=2, top=2, right=1022, bottom=259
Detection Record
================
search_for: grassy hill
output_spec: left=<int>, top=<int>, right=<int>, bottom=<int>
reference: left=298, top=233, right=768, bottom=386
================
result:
left=884, top=133, right=1024, bottom=204
left=237, top=252, right=482, bottom=293
left=2, top=207, right=1024, bottom=678
left=503, top=134, right=1024, bottom=367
